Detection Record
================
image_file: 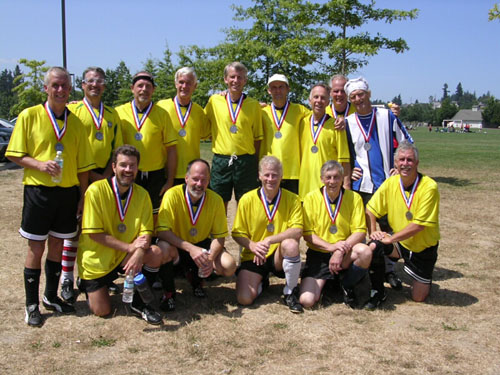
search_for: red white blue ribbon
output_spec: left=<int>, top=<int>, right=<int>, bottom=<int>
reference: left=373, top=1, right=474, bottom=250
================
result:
left=271, top=101, right=290, bottom=131
left=354, top=108, right=376, bottom=144
left=310, top=113, right=328, bottom=145
left=44, top=102, right=67, bottom=142
left=259, top=187, right=282, bottom=223
left=332, top=102, right=350, bottom=119
left=322, top=186, right=343, bottom=226
left=83, top=97, right=104, bottom=130
left=399, top=174, right=420, bottom=213
left=184, top=188, right=206, bottom=226
left=131, top=100, right=153, bottom=132
left=174, top=96, right=192, bottom=129
left=112, top=176, right=133, bottom=222
left=226, top=93, right=245, bottom=125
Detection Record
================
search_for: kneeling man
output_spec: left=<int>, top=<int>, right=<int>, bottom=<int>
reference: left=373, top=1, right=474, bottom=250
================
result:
left=232, top=156, right=303, bottom=313
left=300, top=160, right=371, bottom=308
left=77, top=145, right=163, bottom=324
left=156, top=159, right=236, bottom=310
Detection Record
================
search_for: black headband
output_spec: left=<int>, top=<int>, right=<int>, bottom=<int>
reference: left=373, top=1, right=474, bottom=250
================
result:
left=132, top=74, right=156, bottom=87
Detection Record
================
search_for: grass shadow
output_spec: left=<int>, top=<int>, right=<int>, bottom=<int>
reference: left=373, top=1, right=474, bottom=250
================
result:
left=432, top=266, right=463, bottom=281
left=432, top=176, right=476, bottom=187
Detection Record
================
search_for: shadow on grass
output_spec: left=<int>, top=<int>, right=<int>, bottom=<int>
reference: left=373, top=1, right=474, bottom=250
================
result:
left=0, top=162, right=21, bottom=171
left=433, top=266, right=463, bottom=281
left=432, top=176, right=475, bottom=187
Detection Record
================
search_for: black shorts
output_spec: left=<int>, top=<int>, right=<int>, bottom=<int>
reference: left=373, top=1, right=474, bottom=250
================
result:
left=20, top=185, right=79, bottom=241
left=396, top=242, right=438, bottom=284
left=176, top=238, right=212, bottom=271
left=237, top=251, right=285, bottom=279
left=135, top=168, right=167, bottom=213
left=301, top=248, right=336, bottom=280
left=358, top=191, right=391, bottom=232
left=78, top=264, right=124, bottom=293
left=280, top=179, right=299, bottom=195
left=210, top=153, right=258, bottom=202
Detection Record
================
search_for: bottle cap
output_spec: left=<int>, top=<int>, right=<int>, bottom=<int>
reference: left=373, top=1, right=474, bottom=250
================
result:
left=133, top=273, right=146, bottom=285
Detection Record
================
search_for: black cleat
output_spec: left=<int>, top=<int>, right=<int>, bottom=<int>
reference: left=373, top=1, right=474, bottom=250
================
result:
left=25, top=304, right=43, bottom=327
left=363, top=289, right=387, bottom=310
left=107, top=281, right=120, bottom=294
left=159, top=294, right=176, bottom=312
left=282, top=287, right=304, bottom=314
left=130, top=302, right=162, bottom=325
left=342, top=286, right=356, bottom=309
left=61, top=279, right=76, bottom=304
left=42, top=295, right=76, bottom=314
left=385, top=271, right=403, bottom=290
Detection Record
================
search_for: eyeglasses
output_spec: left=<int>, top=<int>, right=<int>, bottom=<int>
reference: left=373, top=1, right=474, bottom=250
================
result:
left=83, top=78, right=106, bottom=85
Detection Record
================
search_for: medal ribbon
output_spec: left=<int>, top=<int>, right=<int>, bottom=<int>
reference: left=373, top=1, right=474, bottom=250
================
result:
left=226, top=93, right=245, bottom=125
left=83, top=97, right=104, bottom=130
left=259, top=187, right=282, bottom=223
left=271, top=100, right=290, bottom=131
left=174, top=96, right=192, bottom=129
left=184, top=188, right=206, bottom=226
left=310, top=114, right=328, bottom=145
left=112, top=177, right=133, bottom=222
left=399, top=174, right=420, bottom=213
left=131, top=100, right=153, bottom=132
left=332, top=102, right=350, bottom=119
left=354, top=108, right=376, bottom=145
left=44, top=102, right=67, bottom=142
left=322, top=187, right=343, bottom=225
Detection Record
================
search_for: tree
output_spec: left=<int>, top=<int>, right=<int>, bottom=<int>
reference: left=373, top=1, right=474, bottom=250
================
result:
left=101, top=61, right=132, bottom=107
left=316, top=0, right=418, bottom=75
left=10, top=59, right=48, bottom=117
left=482, top=97, right=500, bottom=126
left=391, top=94, right=402, bottom=106
left=142, top=44, right=177, bottom=102
left=489, top=3, right=500, bottom=21
left=454, top=82, right=463, bottom=102
left=0, top=66, right=21, bottom=118
left=442, top=83, right=449, bottom=100
left=434, top=97, right=458, bottom=126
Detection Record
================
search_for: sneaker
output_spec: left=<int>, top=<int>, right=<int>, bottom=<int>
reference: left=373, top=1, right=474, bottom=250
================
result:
left=282, top=287, right=304, bottom=314
left=42, top=295, right=76, bottom=314
left=342, top=286, right=356, bottom=309
left=363, top=289, right=387, bottom=310
left=159, top=293, right=176, bottom=312
left=61, top=279, right=76, bottom=304
left=385, top=271, right=403, bottom=290
left=107, top=281, right=120, bottom=294
left=25, top=304, right=43, bottom=327
left=193, top=285, right=207, bottom=298
left=130, top=302, right=162, bottom=325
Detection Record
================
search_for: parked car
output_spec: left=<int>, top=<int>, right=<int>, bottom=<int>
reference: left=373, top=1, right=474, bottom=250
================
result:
left=0, top=118, right=14, bottom=162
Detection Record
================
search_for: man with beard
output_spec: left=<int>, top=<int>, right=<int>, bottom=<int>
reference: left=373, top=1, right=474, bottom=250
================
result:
left=77, top=145, right=164, bottom=324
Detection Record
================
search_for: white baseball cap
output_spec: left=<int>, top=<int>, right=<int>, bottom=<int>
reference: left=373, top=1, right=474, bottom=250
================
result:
left=268, top=74, right=289, bottom=86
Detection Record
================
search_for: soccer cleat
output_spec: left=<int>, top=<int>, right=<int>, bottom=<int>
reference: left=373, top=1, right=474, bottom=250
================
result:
left=107, top=281, right=120, bottom=294
left=363, top=289, right=387, bottom=310
left=282, top=287, right=304, bottom=314
left=61, top=279, right=76, bottom=304
left=193, top=285, right=207, bottom=298
left=342, top=286, right=356, bottom=309
left=25, top=304, right=43, bottom=327
left=385, top=271, right=403, bottom=290
left=159, top=294, right=176, bottom=312
left=130, top=302, right=162, bottom=325
left=42, top=295, right=76, bottom=314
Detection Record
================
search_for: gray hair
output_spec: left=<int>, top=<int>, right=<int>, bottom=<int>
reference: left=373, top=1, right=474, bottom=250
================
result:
left=44, top=66, right=70, bottom=85
left=224, top=62, right=248, bottom=79
left=175, top=67, right=197, bottom=83
left=320, top=160, right=344, bottom=177
left=330, top=74, right=348, bottom=85
left=309, top=82, right=331, bottom=100
left=259, top=155, right=283, bottom=177
left=82, top=66, right=106, bottom=81
left=395, top=140, right=419, bottom=162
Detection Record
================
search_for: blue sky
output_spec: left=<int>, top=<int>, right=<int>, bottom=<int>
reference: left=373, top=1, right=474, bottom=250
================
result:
left=1, top=0, right=498, bottom=103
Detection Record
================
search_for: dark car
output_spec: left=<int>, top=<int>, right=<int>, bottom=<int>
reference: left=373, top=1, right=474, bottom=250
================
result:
left=0, top=118, right=14, bottom=162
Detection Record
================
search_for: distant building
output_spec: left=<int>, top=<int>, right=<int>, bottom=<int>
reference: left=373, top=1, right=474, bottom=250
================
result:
left=446, top=109, right=483, bottom=129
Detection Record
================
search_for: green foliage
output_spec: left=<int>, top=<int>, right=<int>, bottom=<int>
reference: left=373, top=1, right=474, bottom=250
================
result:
left=482, top=97, right=500, bottom=126
left=489, top=3, right=500, bottom=21
left=10, top=59, right=48, bottom=117
left=0, top=66, right=21, bottom=118
left=391, top=94, right=402, bottom=106
left=442, top=83, right=449, bottom=100
left=101, top=61, right=133, bottom=107
left=434, top=98, right=458, bottom=126
left=400, top=102, right=433, bottom=123
left=91, top=336, right=116, bottom=347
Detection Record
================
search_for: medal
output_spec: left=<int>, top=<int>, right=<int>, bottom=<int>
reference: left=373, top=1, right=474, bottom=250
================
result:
left=323, top=186, right=343, bottom=236
left=399, top=174, right=420, bottom=221
left=131, top=99, right=153, bottom=136
left=45, top=102, right=67, bottom=150
left=135, top=132, right=143, bottom=141
left=355, top=108, right=376, bottom=152
left=275, top=131, right=282, bottom=139
left=230, top=125, right=238, bottom=134
left=311, top=145, right=318, bottom=153
left=95, top=131, right=103, bottom=141
left=185, top=187, right=206, bottom=237
left=174, top=96, right=192, bottom=138
left=310, top=113, right=327, bottom=155
left=271, top=101, right=290, bottom=138
left=83, top=97, right=104, bottom=132
left=259, top=187, right=282, bottom=235
left=111, top=176, right=133, bottom=234
left=226, top=93, right=245, bottom=128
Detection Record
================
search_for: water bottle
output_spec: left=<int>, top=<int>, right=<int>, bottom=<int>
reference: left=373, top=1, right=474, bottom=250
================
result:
left=52, top=151, right=64, bottom=183
left=134, top=273, right=154, bottom=304
left=198, top=249, right=211, bottom=278
left=122, top=269, right=134, bottom=303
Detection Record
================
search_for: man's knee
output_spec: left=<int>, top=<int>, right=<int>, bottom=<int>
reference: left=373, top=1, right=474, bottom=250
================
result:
left=411, top=281, right=431, bottom=302
left=237, top=289, right=257, bottom=306
left=352, top=243, right=372, bottom=268
left=280, top=238, right=299, bottom=257
left=145, top=245, right=163, bottom=268
left=299, top=291, right=318, bottom=308
left=218, top=252, right=236, bottom=277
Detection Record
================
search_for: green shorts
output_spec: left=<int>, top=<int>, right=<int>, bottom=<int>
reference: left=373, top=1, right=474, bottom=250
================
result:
left=210, top=153, right=258, bottom=202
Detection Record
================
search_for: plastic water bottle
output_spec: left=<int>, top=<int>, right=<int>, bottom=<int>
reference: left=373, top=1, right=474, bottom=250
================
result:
left=52, top=151, right=63, bottom=183
left=198, top=249, right=211, bottom=278
left=122, top=270, right=135, bottom=303
left=134, top=273, right=154, bottom=304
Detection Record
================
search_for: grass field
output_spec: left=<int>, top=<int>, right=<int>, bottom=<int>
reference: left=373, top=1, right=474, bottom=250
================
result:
left=0, top=127, right=499, bottom=374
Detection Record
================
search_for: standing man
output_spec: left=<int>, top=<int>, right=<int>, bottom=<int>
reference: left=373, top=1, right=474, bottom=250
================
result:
left=62, top=66, right=123, bottom=302
left=260, top=74, right=308, bottom=194
left=326, top=74, right=356, bottom=131
left=205, top=62, right=263, bottom=210
left=299, top=83, right=351, bottom=199
left=299, top=160, right=371, bottom=308
left=344, top=77, right=413, bottom=293
left=365, top=141, right=440, bottom=308
left=116, top=71, right=177, bottom=217
left=232, top=156, right=303, bottom=313
left=77, top=145, right=163, bottom=324
left=157, top=67, right=210, bottom=186
left=156, top=159, right=236, bottom=310
left=6, top=67, right=95, bottom=326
